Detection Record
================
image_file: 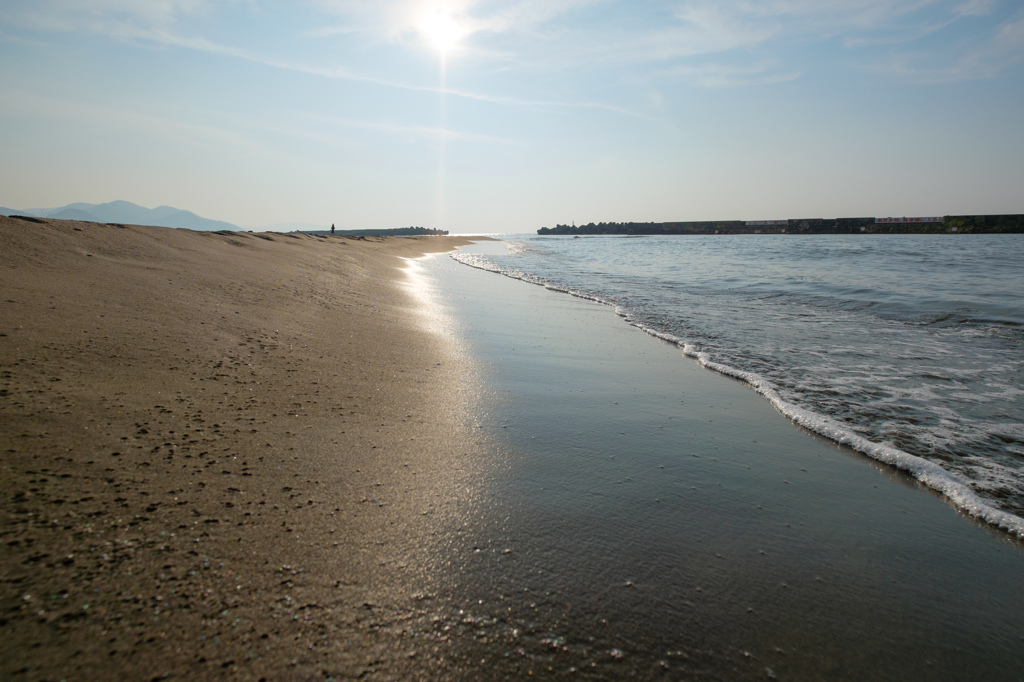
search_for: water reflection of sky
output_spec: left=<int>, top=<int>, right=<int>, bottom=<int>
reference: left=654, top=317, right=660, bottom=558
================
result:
left=467, top=234, right=1024, bottom=520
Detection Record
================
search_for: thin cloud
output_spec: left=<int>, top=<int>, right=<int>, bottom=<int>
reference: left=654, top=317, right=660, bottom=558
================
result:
left=304, top=24, right=364, bottom=38
left=842, top=19, right=956, bottom=48
left=721, top=0, right=941, bottom=32
left=539, top=4, right=776, bottom=69
left=953, top=0, right=997, bottom=17
left=166, top=31, right=656, bottom=120
left=463, top=0, right=606, bottom=35
left=0, top=85, right=388, bottom=157
left=313, top=0, right=604, bottom=42
left=683, top=0, right=1024, bottom=84
left=0, top=0, right=211, bottom=33
left=299, top=111, right=525, bottom=146
left=6, top=0, right=1022, bottom=101
left=840, top=0, right=998, bottom=47
left=881, top=14, right=1024, bottom=82
left=2, top=1, right=654, bottom=120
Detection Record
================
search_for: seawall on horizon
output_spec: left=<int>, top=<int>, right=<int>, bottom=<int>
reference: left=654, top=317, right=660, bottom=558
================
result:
left=538, top=214, right=1024, bottom=235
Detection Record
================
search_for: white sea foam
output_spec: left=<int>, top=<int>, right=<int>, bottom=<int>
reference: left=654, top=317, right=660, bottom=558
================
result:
left=670, top=339, right=1024, bottom=538
left=451, top=248, right=1024, bottom=539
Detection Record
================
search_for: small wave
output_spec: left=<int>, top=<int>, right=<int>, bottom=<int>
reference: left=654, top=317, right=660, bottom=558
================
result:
left=669, top=338, right=1024, bottom=538
left=450, top=250, right=1024, bottom=539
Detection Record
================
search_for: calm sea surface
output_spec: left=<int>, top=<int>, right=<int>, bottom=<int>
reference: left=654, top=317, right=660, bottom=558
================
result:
left=454, top=234, right=1024, bottom=534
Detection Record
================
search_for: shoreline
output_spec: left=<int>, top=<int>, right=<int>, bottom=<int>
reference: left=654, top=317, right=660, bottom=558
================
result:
left=0, top=217, right=491, bottom=679
left=453, top=243, right=1024, bottom=541
left=422, top=241, right=1024, bottom=679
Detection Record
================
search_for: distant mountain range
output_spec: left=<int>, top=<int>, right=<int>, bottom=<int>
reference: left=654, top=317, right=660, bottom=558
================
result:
left=0, top=200, right=240, bottom=231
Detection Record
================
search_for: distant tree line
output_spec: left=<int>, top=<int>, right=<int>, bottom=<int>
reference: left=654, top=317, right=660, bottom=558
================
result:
left=537, top=215, right=1024, bottom=236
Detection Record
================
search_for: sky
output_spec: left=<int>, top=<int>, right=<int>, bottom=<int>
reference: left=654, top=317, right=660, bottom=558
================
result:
left=0, top=0, right=1022, bottom=233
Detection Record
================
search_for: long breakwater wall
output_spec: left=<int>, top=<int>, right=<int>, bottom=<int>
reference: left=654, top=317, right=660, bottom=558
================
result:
left=537, top=214, right=1024, bottom=235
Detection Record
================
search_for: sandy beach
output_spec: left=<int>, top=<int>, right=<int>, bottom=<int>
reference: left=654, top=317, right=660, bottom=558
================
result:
left=4, top=218, right=1024, bottom=681
left=0, top=217, right=491, bottom=679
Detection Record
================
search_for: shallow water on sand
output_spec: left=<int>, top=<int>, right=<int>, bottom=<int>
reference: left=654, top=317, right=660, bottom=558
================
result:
left=408, top=243, right=1024, bottom=680
left=454, top=234, right=1024, bottom=534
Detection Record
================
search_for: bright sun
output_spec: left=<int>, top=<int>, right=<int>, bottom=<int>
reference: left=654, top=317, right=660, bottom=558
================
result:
left=420, top=12, right=464, bottom=52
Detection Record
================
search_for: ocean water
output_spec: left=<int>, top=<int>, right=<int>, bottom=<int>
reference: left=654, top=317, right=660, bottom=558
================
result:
left=453, top=234, right=1024, bottom=537
left=409, top=245, right=1024, bottom=679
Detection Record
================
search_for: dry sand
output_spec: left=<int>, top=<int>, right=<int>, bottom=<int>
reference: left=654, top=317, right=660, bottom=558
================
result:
left=0, top=216, right=492, bottom=680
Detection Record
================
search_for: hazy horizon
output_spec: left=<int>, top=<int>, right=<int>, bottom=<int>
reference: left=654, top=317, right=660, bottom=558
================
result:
left=1, top=1, right=1022, bottom=234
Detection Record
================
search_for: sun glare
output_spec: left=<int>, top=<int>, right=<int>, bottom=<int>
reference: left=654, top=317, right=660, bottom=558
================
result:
left=421, top=11, right=464, bottom=52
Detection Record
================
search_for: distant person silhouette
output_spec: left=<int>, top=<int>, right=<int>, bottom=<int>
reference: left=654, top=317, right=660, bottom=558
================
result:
left=331, top=223, right=335, bottom=235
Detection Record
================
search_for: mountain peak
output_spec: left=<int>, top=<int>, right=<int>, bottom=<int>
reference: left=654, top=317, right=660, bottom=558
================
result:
left=1, top=200, right=239, bottom=231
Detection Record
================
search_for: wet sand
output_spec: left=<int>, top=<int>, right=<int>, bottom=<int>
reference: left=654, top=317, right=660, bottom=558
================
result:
left=413, top=241, right=1024, bottom=680
left=0, top=217, right=491, bottom=680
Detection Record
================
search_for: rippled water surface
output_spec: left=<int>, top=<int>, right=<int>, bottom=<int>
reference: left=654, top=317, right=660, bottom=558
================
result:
left=455, top=234, right=1024, bottom=529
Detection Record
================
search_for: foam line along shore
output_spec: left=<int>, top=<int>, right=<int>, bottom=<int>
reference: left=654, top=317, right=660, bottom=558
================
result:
left=453, top=233, right=1024, bottom=539
left=421, top=239, right=1024, bottom=679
